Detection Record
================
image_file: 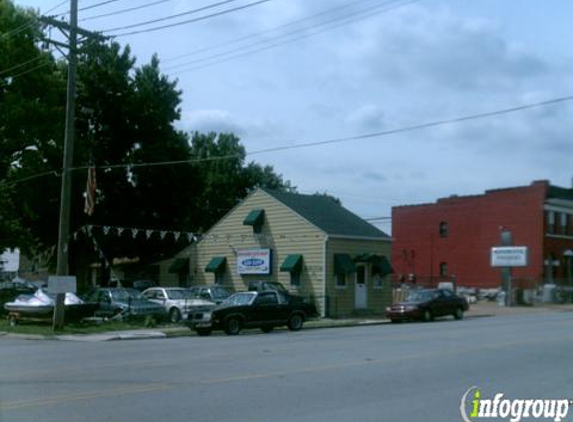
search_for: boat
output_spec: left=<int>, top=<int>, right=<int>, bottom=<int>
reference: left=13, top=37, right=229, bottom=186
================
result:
left=4, top=289, right=98, bottom=323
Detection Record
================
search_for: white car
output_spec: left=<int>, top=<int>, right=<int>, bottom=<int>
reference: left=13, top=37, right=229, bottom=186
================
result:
left=142, top=287, right=215, bottom=323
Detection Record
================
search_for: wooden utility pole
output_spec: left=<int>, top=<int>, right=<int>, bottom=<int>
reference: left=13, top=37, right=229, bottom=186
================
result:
left=39, top=1, right=103, bottom=330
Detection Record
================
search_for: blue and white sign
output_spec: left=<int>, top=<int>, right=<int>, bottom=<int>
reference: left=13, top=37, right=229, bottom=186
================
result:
left=237, top=249, right=272, bottom=275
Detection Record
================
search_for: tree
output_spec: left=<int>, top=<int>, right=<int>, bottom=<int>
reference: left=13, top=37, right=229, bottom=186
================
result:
left=0, top=1, right=66, bottom=253
left=0, top=1, right=294, bottom=276
left=188, top=132, right=294, bottom=231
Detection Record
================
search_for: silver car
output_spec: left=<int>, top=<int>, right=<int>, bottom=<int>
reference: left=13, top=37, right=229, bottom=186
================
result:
left=142, top=287, right=215, bottom=323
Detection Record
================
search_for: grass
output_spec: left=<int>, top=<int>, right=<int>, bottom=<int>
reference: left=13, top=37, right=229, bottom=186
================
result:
left=0, top=314, right=173, bottom=337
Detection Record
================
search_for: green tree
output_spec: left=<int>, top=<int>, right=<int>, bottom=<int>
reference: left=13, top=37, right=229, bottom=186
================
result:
left=0, top=1, right=66, bottom=253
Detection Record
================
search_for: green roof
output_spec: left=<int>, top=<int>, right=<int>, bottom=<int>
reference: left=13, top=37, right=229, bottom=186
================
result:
left=205, top=257, right=226, bottom=273
left=262, top=189, right=389, bottom=239
left=280, top=254, right=303, bottom=273
left=334, top=254, right=356, bottom=274
left=243, top=209, right=265, bottom=226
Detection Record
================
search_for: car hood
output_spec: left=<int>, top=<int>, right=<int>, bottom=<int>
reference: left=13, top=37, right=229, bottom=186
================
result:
left=391, top=300, right=427, bottom=307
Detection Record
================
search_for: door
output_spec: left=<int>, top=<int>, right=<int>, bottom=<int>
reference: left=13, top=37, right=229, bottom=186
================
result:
left=355, top=266, right=367, bottom=309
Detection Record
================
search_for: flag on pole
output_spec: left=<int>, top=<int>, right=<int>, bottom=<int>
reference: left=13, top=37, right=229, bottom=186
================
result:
left=84, top=165, right=96, bottom=216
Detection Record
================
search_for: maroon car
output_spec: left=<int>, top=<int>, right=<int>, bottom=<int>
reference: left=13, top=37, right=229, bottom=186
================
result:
left=386, top=288, right=469, bottom=323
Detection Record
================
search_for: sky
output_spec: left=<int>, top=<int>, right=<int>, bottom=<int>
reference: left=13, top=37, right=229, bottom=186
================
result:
left=13, top=0, right=573, bottom=233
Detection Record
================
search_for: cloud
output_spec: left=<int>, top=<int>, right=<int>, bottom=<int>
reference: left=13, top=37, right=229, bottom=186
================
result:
left=345, top=105, right=385, bottom=131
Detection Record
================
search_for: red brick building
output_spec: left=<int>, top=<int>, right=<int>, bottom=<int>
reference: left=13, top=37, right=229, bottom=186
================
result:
left=391, top=180, right=573, bottom=288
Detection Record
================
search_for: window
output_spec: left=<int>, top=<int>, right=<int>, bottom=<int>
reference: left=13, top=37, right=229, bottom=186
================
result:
left=439, top=222, right=448, bottom=238
left=215, top=273, right=224, bottom=285
left=559, top=213, right=568, bottom=235
left=290, top=272, right=301, bottom=287
left=336, top=272, right=346, bottom=288
left=373, top=274, right=383, bottom=289
left=547, top=211, right=555, bottom=234
left=356, top=266, right=366, bottom=285
left=440, top=262, right=448, bottom=278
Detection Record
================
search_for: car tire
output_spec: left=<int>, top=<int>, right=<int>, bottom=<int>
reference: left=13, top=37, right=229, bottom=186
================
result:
left=225, top=317, right=242, bottom=335
left=196, top=328, right=212, bottom=336
left=169, top=307, right=182, bottom=323
left=287, top=313, right=304, bottom=331
left=261, top=326, right=274, bottom=333
left=454, top=308, right=464, bottom=320
left=423, top=310, right=434, bottom=322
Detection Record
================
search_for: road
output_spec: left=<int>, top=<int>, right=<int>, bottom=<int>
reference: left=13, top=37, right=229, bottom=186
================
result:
left=1, top=312, right=573, bottom=422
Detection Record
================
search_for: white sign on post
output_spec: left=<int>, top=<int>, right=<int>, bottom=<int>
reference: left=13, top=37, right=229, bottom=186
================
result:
left=48, top=276, right=77, bottom=294
left=491, top=247, right=528, bottom=267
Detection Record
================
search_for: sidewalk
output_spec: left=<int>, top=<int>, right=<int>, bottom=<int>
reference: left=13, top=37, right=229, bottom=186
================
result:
left=3, top=301, right=573, bottom=341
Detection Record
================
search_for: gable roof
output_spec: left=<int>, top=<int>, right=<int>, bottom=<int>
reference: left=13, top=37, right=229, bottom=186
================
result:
left=262, top=188, right=390, bottom=239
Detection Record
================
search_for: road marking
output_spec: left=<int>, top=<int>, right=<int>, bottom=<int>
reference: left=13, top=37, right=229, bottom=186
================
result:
left=0, top=383, right=172, bottom=411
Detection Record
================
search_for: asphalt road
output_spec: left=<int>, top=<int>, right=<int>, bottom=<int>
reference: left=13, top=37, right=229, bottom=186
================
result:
left=1, top=312, right=573, bottom=422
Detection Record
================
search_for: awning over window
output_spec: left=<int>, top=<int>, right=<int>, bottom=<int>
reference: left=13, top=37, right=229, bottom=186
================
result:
left=372, top=256, right=393, bottom=277
left=243, top=209, right=265, bottom=226
left=168, top=258, right=189, bottom=273
left=280, top=254, right=303, bottom=273
left=354, top=253, right=380, bottom=263
left=334, top=254, right=356, bottom=274
left=205, top=257, right=227, bottom=273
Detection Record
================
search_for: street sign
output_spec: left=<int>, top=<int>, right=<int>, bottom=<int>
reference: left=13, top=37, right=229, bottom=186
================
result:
left=48, top=276, right=77, bottom=294
left=491, top=246, right=528, bottom=267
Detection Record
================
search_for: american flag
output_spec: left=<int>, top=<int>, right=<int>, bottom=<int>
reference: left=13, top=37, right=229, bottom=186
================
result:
left=84, top=166, right=96, bottom=216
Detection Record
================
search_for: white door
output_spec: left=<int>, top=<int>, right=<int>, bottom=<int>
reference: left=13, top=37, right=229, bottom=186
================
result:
left=355, top=266, right=367, bottom=309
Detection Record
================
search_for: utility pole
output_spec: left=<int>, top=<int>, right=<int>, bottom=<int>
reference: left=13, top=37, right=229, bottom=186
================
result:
left=39, top=1, right=102, bottom=330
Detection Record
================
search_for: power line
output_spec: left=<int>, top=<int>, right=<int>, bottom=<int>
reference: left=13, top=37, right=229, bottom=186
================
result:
left=162, top=0, right=384, bottom=65
left=107, top=0, right=273, bottom=37
left=101, top=0, right=242, bottom=32
left=80, top=0, right=176, bottom=22
left=169, top=0, right=419, bottom=74
left=79, top=0, right=122, bottom=13
left=2, top=94, right=573, bottom=189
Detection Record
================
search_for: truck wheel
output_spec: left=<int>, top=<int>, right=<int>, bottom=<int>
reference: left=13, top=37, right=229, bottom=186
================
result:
left=225, top=317, right=242, bottom=335
left=454, top=308, right=464, bottom=320
left=288, top=314, right=304, bottom=331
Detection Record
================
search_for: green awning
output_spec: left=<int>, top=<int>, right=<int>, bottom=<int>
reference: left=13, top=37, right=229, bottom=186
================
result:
left=205, top=257, right=227, bottom=273
left=372, top=256, right=393, bottom=277
left=243, top=209, right=265, bottom=226
left=280, top=254, right=303, bottom=273
left=168, top=258, right=189, bottom=273
left=334, top=254, right=356, bottom=274
left=354, top=253, right=380, bottom=263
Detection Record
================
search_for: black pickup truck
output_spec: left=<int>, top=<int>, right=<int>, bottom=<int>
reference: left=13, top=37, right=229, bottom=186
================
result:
left=187, top=290, right=318, bottom=336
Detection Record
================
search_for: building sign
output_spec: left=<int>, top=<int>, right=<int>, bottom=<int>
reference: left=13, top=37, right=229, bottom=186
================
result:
left=237, top=249, right=272, bottom=275
left=491, top=247, right=528, bottom=267
left=47, top=276, right=77, bottom=294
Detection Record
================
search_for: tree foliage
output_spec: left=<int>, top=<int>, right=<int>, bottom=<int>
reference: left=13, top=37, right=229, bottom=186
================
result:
left=0, top=1, right=293, bottom=268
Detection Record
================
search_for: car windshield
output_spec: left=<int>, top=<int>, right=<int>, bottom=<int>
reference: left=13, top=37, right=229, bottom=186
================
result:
left=224, top=292, right=256, bottom=306
left=111, top=289, right=143, bottom=301
left=406, top=290, right=438, bottom=302
left=166, top=289, right=195, bottom=300
left=211, top=287, right=229, bottom=300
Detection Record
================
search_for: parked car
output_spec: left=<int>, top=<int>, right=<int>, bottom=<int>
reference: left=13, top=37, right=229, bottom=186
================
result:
left=187, top=285, right=231, bottom=304
left=187, top=290, right=319, bottom=336
left=142, top=287, right=215, bottom=323
left=386, top=288, right=469, bottom=323
left=86, top=288, right=166, bottom=320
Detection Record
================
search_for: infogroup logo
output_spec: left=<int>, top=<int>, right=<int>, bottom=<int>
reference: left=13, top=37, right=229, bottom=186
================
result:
left=460, top=387, right=571, bottom=422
